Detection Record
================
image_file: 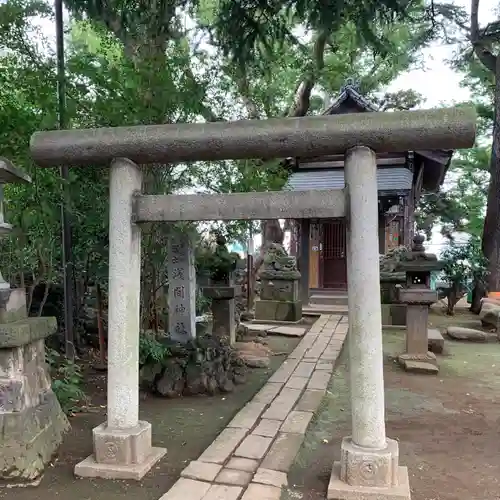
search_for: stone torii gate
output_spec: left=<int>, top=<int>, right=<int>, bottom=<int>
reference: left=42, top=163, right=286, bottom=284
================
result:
left=30, top=107, right=475, bottom=497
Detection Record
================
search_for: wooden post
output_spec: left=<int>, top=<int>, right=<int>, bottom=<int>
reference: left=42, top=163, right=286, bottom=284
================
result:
left=299, top=219, right=310, bottom=304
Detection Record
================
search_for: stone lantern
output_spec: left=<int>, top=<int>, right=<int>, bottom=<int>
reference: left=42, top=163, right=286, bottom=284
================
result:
left=0, top=158, right=69, bottom=482
left=395, top=234, right=444, bottom=373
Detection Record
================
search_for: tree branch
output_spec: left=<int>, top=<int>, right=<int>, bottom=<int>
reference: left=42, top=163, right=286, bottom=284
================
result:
left=470, top=0, right=497, bottom=73
left=287, top=30, right=329, bottom=117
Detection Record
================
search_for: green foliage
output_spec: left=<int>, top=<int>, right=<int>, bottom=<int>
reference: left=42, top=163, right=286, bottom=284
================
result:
left=46, top=348, right=87, bottom=414
left=139, top=332, right=171, bottom=367
left=196, top=238, right=239, bottom=282
left=440, top=237, right=488, bottom=314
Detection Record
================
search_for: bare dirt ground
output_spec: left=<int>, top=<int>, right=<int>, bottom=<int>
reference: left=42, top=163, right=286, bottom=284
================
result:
left=285, top=309, right=500, bottom=500
left=1, top=335, right=301, bottom=500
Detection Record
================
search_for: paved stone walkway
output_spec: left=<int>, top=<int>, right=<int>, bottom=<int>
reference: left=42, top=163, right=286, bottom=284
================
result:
left=159, top=314, right=348, bottom=500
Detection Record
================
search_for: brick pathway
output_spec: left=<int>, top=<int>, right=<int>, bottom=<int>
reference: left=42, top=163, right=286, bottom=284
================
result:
left=159, top=314, right=348, bottom=500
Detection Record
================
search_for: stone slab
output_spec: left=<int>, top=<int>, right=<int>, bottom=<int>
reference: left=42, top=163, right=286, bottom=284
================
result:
left=241, top=323, right=274, bottom=332
left=253, top=383, right=283, bottom=404
left=262, top=388, right=302, bottom=420
left=307, top=370, right=331, bottom=390
left=293, top=361, right=316, bottom=378
left=252, top=419, right=282, bottom=438
left=234, top=434, right=273, bottom=459
left=269, top=326, right=306, bottom=337
left=204, top=484, right=243, bottom=500
left=260, top=432, right=303, bottom=472
left=74, top=447, right=166, bottom=480
left=241, top=483, right=282, bottom=500
left=181, top=461, right=222, bottom=482
left=280, top=410, right=313, bottom=435
left=295, top=389, right=325, bottom=412
left=316, top=361, right=334, bottom=372
left=285, top=376, right=309, bottom=391
left=215, top=468, right=253, bottom=487
left=159, top=478, right=211, bottom=500
left=401, top=359, right=439, bottom=374
left=427, top=328, right=444, bottom=354
left=228, top=402, right=266, bottom=429
left=253, top=468, right=288, bottom=488
left=268, top=359, right=299, bottom=384
left=198, top=428, right=248, bottom=464
left=226, top=457, right=259, bottom=473
left=0, top=317, right=57, bottom=348
left=327, top=463, right=411, bottom=500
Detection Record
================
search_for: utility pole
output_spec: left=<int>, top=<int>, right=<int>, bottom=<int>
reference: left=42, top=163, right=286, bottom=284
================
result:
left=55, top=0, right=75, bottom=361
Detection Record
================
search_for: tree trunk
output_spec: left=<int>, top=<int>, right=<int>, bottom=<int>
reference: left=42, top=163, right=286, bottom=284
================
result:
left=469, top=280, right=486, bottom=314
left=482, top=49, right=500, bottom=291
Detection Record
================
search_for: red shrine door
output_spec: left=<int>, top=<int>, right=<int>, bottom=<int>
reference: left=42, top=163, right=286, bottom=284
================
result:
left=320, top=219, right=347, bottom=289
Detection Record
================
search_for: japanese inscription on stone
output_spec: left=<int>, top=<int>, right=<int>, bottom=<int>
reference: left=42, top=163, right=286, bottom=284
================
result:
left=167, top=233, right=196, bottom=343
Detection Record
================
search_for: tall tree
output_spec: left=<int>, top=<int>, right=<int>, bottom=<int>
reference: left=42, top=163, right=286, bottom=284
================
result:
left=468, top=0, right=500, bottom=291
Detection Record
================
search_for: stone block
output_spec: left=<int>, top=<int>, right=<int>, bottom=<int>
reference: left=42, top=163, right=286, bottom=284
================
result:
left=427, top=328, right=444, bottom=354
left=285, top=376, right=308, bottom=390
left=0, top=288, right=27, bottom=324
left=293, top=361, right=315, bottom=378
left=328, top=463, right=410, bottom=500
left=253, top=382, right=283, bottom=404
left=204, top=484, right=243, bottom=500
left=159, top=478, right=211, bottom=500
left=269, top=326, right=306, bottom=337
left=260, top=279, right=299, bottom=302
left=260, top=432, right=303, bottom=472
left=268, top=359, right=299, bottom=384
left=228, top=402, right=266, bottom=429
left=252, top=419, right=282, bottom=438
left=234, top=434, right=272, bottom=459
left=0, top=317, right=57, bottom=348
left=181, top=460, right=222, bottom=482
left=74, top=446, right=166, bottom=480
left=241, top=483, right=282, bottom=500
left=93, top=421, right=152, bottom=465
left=339, top=437, right=399, bottom=488
left=215, top=468, right=253, bottom=486
left=307, top=370, right=331, bottom=390
left=255, top=299, right=302, bottom=322
left=1, top=390, right=69, bottom=482
left=262, top=388, right=301, bottom=420
left=198, top=427, right=248, bottom=464
left=381, top=304, right=407, bottom=327
left=295, top=389, right=325, bottom=412
left=226, top=457, right=259, bottom=472
left=253, top=468, right=288, bottom=488
left=280, top=410, right=313, bottom=435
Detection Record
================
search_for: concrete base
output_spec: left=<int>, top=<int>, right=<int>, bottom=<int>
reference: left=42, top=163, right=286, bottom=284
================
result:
left=398, top=352, right=438, bottom=374
left=74, top=447, right=166, bottom=480
left=74, top=421, right=166, bottom=480
left=328, top=463, right=411, bottom=500
left=255, top=299, right=302, bottom=322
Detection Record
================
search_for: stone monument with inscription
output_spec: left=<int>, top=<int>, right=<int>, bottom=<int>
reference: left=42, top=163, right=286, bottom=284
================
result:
left=167, top=231, right=197, bottom=343
left=255, top=243, right=302, bottom=322
left=0, top=158, right=69, bottom=483
left=396, top=234, right=444, bottom=374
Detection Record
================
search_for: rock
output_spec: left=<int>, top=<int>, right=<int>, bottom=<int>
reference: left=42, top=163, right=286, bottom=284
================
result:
left=446, top=326, right=488, bottom=342
left=185, top=363, right=208, bottom=395
left=234, top=341, right=271, bottom=356
left=239, top=353, right=270, bottom=368
left=155, top=360, right=185, bottom=397
left=479, top=303, right=500, bottom=330
left=241, top=311, right=255, bottom=321
left=140, top=363, right=163, bottom=388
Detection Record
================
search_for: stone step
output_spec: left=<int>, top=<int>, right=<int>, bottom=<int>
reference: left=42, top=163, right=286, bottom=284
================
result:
left=303, top=304, right=349, bottom=316
left=309, top=294, right=348, bottom=306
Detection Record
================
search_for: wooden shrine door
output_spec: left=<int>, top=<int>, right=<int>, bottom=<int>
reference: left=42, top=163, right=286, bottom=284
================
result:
left=320, top=219, right=347, bottom=289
